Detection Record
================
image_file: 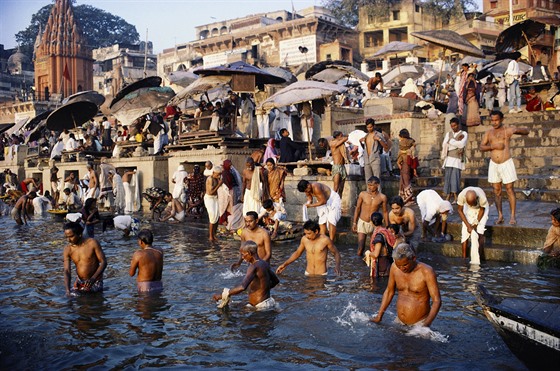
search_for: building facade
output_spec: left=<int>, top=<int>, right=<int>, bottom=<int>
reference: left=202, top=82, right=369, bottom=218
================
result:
left=0, top=45, right=34, bottom=104
left=33, top=0, right=93, bottom=101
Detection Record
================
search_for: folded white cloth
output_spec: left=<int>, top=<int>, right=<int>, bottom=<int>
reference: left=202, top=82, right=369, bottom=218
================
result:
left=302, top=204, right=309, bottom=222
left=217, top=288, right=230, bottom=309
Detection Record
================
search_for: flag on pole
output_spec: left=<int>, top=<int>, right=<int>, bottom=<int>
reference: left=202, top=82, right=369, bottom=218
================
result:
left=63, top=63, right=71, bottom=81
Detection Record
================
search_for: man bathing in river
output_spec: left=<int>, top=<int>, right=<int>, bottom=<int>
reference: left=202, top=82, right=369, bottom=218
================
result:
left=276, top=220, right=341, bottom=276
left=129, top=229, right=164, bottom=293
left=372, top=243, right=441, bottom=327
left=231, top=211, right=272, bottom=271
left=214, top=241, right=279, bottom=309
left=63, top=222, right=107, bottom=295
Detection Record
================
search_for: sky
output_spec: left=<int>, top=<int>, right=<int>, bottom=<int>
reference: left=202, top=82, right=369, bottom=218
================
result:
left=0, top=0, right=483, bottom=54
left=0, top=0, right=322, bottom=53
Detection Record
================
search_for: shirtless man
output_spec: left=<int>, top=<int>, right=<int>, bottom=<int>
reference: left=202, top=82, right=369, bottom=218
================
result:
left=297, top=180, right=341, bottom=241
left=21, top=177, right=39, bottom=193
left=84, top=163, right=99, bottom=201
left=50, top=164, right=60, bottom=207
left=231, top=211, right=272, bottom=270
left=480, top=110, right=529, bottom=225
left=361, top=118, right=390, bottom=184
left=240, top=157, right=262, bottom=215
left=213, top=241, right=279, bottom=309
left=63, top=221, right=107, bottom=295
left=204, top=166, right=223, bottom=242
left=129, top=229, right=164, bottom=293
left=159, top=192, right=185, bottom=222
left=276, top=220, right=341, bottom=276
left=352, top=176, right=388, bottom=256
left=11, top=191, right=37, bottom=225
left=372, top=243, right=441, bottom=327
left=388, top=195, right=419, bottom=251
left=329, top=131, right=348, bottom=198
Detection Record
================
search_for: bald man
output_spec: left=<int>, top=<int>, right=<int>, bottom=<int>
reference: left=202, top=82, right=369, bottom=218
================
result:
left=457, top=187, right=489, bottom=265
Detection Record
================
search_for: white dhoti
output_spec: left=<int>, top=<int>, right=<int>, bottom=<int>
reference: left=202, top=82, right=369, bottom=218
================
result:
left=85, top=187, right=99, bottom=201
left=204, top=194, right=219, bottom=224
left=124, top=182, right=134, bottom=214
left=172, top=183, right=184, bottom=200
left=171, top=210, right=185, bottom=222
left=317, top=189, right=341, bottom=227
left=256, top=114, right=269, bottom=138
left=461, top=206, right=489, bottom=265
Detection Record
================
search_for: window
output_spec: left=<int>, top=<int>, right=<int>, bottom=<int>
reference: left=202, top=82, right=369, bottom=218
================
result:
left=326, top=54, right=332, bottom=61
left=364, top=31, right=383, bottom=48
left=393, top=11, right=400, bottom=21
left=415, top=4, right=420, bottom=12
left=490, top=0, right=497, bottom=9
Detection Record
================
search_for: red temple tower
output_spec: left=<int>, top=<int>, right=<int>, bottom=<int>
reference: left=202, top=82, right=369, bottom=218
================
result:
left=34, top=0, right=93, bottom=100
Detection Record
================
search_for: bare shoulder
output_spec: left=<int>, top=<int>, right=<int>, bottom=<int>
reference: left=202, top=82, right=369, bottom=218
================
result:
left=418, top=262, right=436, bottom=276
left=405, top=207, right=416, bottom=218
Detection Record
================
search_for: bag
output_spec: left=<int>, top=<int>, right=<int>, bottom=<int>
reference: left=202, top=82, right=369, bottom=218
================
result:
left=505, top=74, right=516, bottom=85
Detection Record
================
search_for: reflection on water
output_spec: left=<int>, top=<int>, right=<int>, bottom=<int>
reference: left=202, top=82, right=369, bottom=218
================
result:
left=1, top=214, right=559, bottom=369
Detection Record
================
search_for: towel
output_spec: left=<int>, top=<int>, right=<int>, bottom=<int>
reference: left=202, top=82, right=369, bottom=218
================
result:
left=217, top=288, right=230, bottom=309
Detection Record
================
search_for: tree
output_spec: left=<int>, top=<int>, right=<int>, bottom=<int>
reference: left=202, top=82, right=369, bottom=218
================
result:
left=15, top=2, right=140, bottom=57
left=322, top=0, right=479, bottom=28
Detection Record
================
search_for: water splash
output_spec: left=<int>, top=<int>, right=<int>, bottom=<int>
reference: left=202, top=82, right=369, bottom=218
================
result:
left=334, top=301, right=371, bottom=328
left=405, top=324, right=449, bottom=343
left=219, top=269, right=244, bottom=279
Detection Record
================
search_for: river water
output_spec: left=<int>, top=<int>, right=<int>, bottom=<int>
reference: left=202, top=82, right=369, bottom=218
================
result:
left=1, top=213, right=558, bottom=370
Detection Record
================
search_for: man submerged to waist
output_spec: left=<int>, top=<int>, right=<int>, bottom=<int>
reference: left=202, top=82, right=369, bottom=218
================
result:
left=129, top=229, right=164, bottom=293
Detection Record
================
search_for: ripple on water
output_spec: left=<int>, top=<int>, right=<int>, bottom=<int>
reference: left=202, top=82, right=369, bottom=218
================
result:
left=0, top=216, right=554, bottom=369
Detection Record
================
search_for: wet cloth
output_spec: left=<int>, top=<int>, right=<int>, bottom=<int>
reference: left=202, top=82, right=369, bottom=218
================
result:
left=11, top=207, right=22, bottom=223
left=74, top=277, right=103, bottom=293
left=112, top=173, right=125, bottom=213
left=357, top=218, right=374, bottom=235
left=458, top=187, right=489, bottom=265
left=417, top=190, right=453, bottom=224
left=172, top=166, right=189, bottom=199
left=316, top=189, right=341, bottom=226
left=137, top=281, right=163, bottom=293
left=242, top=169, right=262, bottom=215
left=331, top=164, right=347, bottom=181
left=170, top=210, right=185, bottom=222
left=204, top=194, right=219, bottom=224
left=488, top=158, right=517, bottom=184
left=252, top=297, right=276, bottom=311
left=113, top=215, right=140, bottom=235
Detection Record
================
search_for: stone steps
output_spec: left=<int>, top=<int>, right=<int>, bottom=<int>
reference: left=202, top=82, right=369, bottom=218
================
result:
left=418, top=241, right=542, bottom=265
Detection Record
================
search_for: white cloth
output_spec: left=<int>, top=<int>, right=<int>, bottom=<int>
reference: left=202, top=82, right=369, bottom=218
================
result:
left=417, top=190, right=453, bottom=224
left=50, top=141, right=64, bottom=159
left=114, top=215, right=133, bottom=230
left=242, top=169, right=262, bottom=215
left=302, top=204, right=309, bottom=222
left=458, top=186, right=489, bottom=265
left=441, top=130, right=468, bottom=170
left=505, top=59, right=520, bottom=80
left=204, top=194, right=219, bottom=224
left=400, top=78, right=421, bottom=97
left=317, top=189, right=341, bottom=227
left=172, top=167, right=189, bottom=199
left=112, top=173, right=126, bottom=213
left=33, top=196, right=50, bottom=215
left=66, top=212, right=82, bottom=222
left=64, top=138, right=78, bottom=151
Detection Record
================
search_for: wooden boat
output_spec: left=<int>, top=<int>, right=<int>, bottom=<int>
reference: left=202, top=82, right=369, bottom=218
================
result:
left=475, top=284, right=560, bottom=370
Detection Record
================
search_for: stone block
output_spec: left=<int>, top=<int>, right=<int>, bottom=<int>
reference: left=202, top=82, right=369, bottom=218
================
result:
left=293, top=167, right=313, bottom=176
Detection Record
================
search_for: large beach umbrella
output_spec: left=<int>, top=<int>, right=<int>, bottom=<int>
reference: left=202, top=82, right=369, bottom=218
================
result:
left=46, top=101, right=99, bottom=132
left=260, top=80, right=348, bottom=111
left=110, top=86, right=176, bottom=126
left=62, top=90, right=105, bottom=107
left=166, top=70, right=199, bottom=87
left=110, top=76, right=162, bottom=109
left=260, top=80, right=348, bottom=161
left=309, top=64, right=370, bottom=84
left=382, top=64, right=424, bottom=86
left=495, top=19, right=545, bottom=54
left=370, top=41, right=422, bottom=58
left=411, top=29, right=484, bottom=98
left=23, top=110, right=53, bottom=144
left=411, top=30, right=485, bottom=58
left=193, top=61, right=286, bottom=85
left=23, top=110, right=52, bottom=131
left=0, top=123, right=15, bottom=135
left=477, top=59, right=532, bottom=80
left=169, top=75, right=232, bottom=105
left=262, top=66, right=297, bottom=85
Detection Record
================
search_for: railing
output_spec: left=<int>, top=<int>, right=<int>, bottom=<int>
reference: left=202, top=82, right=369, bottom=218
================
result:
left=527, top=0, right=560, bottom=11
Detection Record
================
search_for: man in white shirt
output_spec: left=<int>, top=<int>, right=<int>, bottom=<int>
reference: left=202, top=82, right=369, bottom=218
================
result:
left=441, top=117, right=468, bottom=204
left=504, top=52, right=522, bottom=113
left=64, top=133, right=79, bottom=151
left=457, top=186, right=489, bottom=265
left=417, top=189, right=453, bottom=243
left=50, top=138, right=65, bottom=160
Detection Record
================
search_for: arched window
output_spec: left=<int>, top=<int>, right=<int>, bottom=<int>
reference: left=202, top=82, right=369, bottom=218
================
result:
left=177, top=64, right=187, bottom=71
left=220, top=26, right=228, bottom=35
left=211, top=28, right=219, bottom=37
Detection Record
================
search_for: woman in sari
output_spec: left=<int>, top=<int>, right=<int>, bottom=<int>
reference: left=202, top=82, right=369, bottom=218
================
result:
left=463, top=73, right=481, bottom=127
left=397, top=129, right=416, bottom=206
left=262, top=158, right=287, bottom=204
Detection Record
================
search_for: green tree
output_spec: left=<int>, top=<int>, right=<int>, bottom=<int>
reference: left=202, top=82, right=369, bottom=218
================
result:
left=322, top=0, right=479, bottom=28
left=15, top=2, right=140, bottom=57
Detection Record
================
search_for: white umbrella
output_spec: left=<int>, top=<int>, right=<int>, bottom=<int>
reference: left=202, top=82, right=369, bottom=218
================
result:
left=382, top=64, right=424, bottom=86
left=260, top=80, right=348, bottom=111
left=347, top=130, right=367, bottom=147
left=166, top=71, right=199, bottom=87
left=169, top=75, right=232, bottom=106
left=370, top=41, right=422, bottom=58
left=110, top=86, right=175, bottom=126
left=309, top=65, right=370, bottom=84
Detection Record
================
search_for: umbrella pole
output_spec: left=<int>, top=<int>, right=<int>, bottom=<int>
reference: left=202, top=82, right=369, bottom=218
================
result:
left=305, top=116, right=312, bottom=161
left=434, top=49, right=446, bottom=101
